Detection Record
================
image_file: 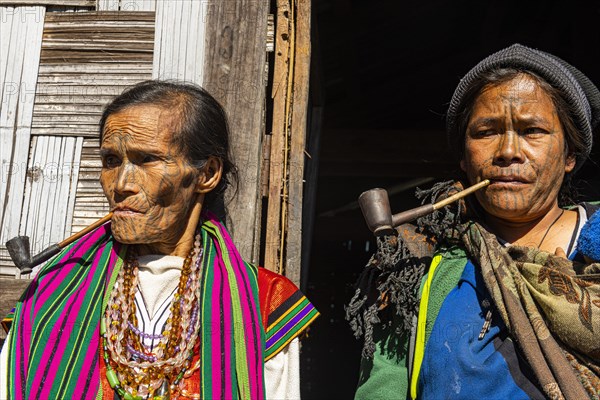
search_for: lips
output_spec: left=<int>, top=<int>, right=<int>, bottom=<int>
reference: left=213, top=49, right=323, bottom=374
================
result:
left=112, top=205, right=143, bottom=214
left=488, top=175, right=530, bottom=186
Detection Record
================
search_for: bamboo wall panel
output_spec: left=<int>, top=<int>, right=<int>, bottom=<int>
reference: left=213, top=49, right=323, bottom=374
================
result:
left=0, top=6, right=46, bottom=276
left=18, top=136, right=83, bottom=276
left=71, top=138, right=109, bottom=233
left=152, top=0, right=206, bottom=81
left=0, top=1, right=94, bottom=5
left=28, top=12, right=155, bottom=236
left=31, top=12, right=154, bottom=137
left=1, top=11, right=154, bottom=277
left=97, top=0, right=154, bottom=11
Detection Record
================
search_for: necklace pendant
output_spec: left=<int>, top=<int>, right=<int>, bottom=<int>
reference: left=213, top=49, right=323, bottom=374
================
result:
left=153, top=380, right=171, bottom=400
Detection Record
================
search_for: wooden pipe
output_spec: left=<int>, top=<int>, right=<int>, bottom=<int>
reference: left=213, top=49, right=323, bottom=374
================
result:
left=359, top=180, right=490, bottom=236
left=6, top=212, right=113, bottom=275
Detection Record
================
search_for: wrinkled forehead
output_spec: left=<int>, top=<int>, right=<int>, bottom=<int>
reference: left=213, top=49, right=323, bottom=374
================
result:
left=101, top=104, right=177, bottom=145
left=471, top=74, right=557, bottom=116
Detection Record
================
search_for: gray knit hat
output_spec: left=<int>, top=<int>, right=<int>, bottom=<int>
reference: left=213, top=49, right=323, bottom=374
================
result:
left=446, top=43, right=600, bottom=172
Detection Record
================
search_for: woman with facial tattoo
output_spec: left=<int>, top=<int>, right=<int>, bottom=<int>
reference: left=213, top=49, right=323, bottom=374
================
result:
left=349, top=44, right=600, bottom=399
left=0, top=81, right=319, bottom=400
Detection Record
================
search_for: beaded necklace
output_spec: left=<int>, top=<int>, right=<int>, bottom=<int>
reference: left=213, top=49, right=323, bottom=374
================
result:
left=101, top=233, right=203, bottom=400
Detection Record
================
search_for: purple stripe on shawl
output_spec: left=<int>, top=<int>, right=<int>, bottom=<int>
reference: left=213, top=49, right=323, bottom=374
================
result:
left=34, top=237, right=111, bottom=399
left=219, top=223, right=263, bottom=399
left=266, top=303, right=313, bottom=349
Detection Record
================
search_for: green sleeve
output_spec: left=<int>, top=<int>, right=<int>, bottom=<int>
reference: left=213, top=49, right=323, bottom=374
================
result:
left=355, top=311, right=410, bottom=400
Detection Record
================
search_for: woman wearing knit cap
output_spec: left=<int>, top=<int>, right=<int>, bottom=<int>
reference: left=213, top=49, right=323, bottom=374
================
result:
left=348, top=44, right=600, bottom=399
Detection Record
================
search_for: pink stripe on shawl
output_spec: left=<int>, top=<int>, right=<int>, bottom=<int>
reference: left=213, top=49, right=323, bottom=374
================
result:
left=213, top=241, right=234, bottom=400
left=209, top=249, right=223, bottom=398
left=13, top=224, right=114, bottom=400
left=71, top=243, right=121, bottom=399
left=32, top=225, right=109, bottom=316
left=34, top=240, right=109, bottom=399
left=219, top=224, right=264, bottom=399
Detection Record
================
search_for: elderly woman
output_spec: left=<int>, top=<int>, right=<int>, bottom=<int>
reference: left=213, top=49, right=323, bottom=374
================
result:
left=349, top=44, right=600, bottom=399
left=1, top=81, right=318, bottom=400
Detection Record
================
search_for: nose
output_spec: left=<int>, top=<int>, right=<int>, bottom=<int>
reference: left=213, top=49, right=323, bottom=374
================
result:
left=114, top=162, right=139, bottom=197
left=493, top=130, right=525, bottom=166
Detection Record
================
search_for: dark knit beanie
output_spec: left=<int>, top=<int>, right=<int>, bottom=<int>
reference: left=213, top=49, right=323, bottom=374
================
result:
left=446, top=43, right=600, bottom=172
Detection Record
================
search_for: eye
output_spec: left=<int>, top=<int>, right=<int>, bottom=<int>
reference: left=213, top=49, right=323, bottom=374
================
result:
left=473, top=129, right=496, bottom=138
left=522, top=127, right=548, bottom=136
left=142, top=154, right=159, bottom=163
left=102, top=154, right=121, bottom=168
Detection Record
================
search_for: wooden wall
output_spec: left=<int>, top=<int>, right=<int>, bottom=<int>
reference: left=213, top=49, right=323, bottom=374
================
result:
left=0, top=1, right=313, bottom=286
left=0, top=7, right=154, bottom=277
left=0, top=5, right=46, bottom=276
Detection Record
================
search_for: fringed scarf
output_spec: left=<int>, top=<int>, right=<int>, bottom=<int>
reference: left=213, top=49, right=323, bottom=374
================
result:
left=346, top=180, right=462, bottom=358
left=463, top=223, right=600, bottom=400
left=7, top=213, right=265, bottom=400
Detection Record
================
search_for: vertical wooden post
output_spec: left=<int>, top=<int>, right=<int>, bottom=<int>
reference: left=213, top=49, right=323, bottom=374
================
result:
left=203, top=1, right=270, bottom=263
left=264, top=0, right=291, bottom=273
left=263, top=0, right=311, bottom=283
left=285, top=0, right=311, bottom=285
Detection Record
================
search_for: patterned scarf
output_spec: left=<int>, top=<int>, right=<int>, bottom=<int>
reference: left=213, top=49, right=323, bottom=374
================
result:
left=7, top=213, right=265, bottom=400
left=463, top=222, right=600, bottom=400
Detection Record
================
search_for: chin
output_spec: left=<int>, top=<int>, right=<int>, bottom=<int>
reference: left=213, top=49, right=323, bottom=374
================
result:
left=111, top=224, right=154, bottom=245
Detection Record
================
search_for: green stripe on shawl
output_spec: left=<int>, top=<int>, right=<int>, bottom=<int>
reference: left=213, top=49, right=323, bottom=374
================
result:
left=7, top=224, right=123, bottom=400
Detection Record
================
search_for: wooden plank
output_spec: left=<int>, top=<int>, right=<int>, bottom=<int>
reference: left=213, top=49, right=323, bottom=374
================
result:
left=29, top=7, right=154, bottom=175
left=152, top=0, right=205, bottom=81
left=31, top=136, right=52, bottom=258
left=285, top=0, right=311, bottom=285
left=0, top=6, right=45, bottom=262
left=0, top=7, right=24, bottom=237
left=0, top=278, right=32, bottom=339
left=65, top=137, right=82, bottom=235
left=39, top=63, right=152, bottom=73
left=184, top=0, right=202, bottom=80
left=0, top=0, right=94, bottom=5
left=264, top=0, right=291, bottom=273
left=0, top=7, right=14, bottom=101
left=44, top=11, right=155, bottom=21
left=96, top=0, right=119, bottom=10
left=202, top=0, right=270, bottom=263
left=50, top=137, right=71, bottom=243
left=97, top=0, right=155, bottom=12
left=176, top=0, right=191, bottom=79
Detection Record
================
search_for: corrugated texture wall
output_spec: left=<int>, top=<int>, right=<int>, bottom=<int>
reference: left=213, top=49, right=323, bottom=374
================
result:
left=0, top=8, right=154, bottom=277
left=0, top=6, right=46, bottom=276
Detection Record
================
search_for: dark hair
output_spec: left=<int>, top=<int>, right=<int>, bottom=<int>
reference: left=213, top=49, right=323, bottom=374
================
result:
left=99, top=80, right=238, bottom=213
left=453, top=68, right=584, bottom=205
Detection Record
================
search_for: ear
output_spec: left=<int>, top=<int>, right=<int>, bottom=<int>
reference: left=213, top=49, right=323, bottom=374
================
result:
left=196, top=157, right=223, bottom=194
left=564, top=153, right=576, bottom=174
